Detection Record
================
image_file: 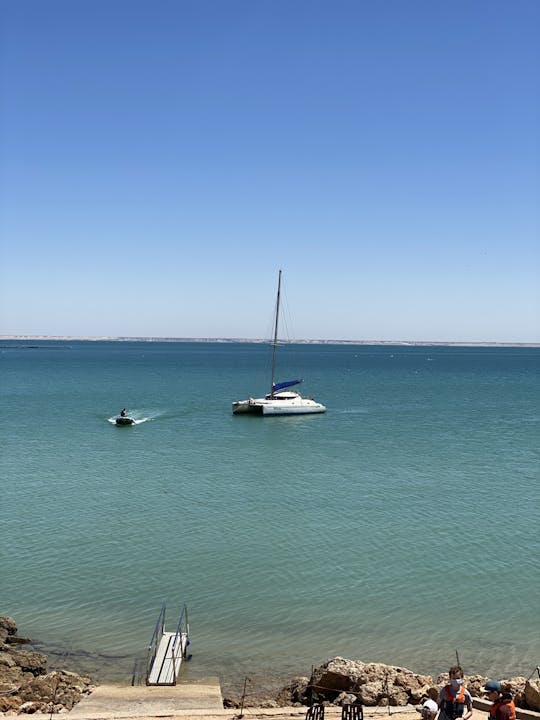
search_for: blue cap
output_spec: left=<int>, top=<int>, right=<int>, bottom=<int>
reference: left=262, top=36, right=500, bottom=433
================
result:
left=485, top=681, right=501, bottom=692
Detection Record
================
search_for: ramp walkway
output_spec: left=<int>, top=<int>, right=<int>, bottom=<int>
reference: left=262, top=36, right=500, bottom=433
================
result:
left=145, top=604, right=190, bottom=686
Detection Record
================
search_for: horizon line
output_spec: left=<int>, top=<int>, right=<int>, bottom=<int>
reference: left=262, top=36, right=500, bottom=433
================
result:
left=1, top=335, right=539, bottom=348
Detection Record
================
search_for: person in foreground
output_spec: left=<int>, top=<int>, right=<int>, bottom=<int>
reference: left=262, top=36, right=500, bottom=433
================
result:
left=484, top=680, right=516, bottom=720
left=438, top=665, right=473, bottom=720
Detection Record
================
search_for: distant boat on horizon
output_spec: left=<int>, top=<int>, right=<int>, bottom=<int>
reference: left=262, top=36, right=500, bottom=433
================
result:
left=232, top=271, right=326, bottom=416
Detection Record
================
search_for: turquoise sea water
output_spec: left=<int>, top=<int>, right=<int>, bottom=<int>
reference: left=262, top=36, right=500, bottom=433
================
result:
left=1, top=341, right=539, bottom=688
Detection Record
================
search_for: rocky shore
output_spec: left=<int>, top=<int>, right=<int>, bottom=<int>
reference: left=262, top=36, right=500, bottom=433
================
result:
left=2, top=616, right=540, bottom=715
left=0, top=617, right=93, bottom=714
left=252, top=657, right=540, bottom=711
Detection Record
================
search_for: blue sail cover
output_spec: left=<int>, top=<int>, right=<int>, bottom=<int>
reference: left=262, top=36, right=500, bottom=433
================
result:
left=272, top=379, right=303, bottom=392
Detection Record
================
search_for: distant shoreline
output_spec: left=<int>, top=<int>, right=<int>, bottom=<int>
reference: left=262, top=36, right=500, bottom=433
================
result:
left=0, top=335, right=539, bottom=347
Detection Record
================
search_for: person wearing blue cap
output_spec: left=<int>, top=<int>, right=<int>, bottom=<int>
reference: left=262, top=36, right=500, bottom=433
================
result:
left=484, top=681, right=516, bottom=720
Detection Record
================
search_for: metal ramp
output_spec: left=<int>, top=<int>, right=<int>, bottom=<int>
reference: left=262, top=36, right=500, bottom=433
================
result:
left=146, top=604, right=190, bottom=686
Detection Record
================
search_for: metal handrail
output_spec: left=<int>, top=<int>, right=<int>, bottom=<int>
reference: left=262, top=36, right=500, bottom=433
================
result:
left=146, top=603, right=166, bottom=683
left=169, top=604, right=189, bottom=684
left=171, top=604, right=189, bottom=659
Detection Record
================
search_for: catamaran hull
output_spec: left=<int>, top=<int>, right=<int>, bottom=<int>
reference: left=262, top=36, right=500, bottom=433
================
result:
left=262, top=402, right=326, bottom=415
left=232, top=398, right=326, bottom=416
left=232, top=401, right=264, bottom=415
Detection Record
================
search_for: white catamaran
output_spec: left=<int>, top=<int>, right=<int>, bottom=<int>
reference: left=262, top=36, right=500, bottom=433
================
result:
left=232, top=271, right=326, bottom=416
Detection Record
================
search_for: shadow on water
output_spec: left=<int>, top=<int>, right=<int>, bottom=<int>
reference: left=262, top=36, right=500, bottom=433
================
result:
left=34, top=641, right=134, bottom=684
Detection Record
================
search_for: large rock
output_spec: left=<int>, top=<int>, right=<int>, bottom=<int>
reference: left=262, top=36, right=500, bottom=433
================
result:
left=464, top=675, right=489, bottom=698
left=311, top=657, right=365, bottom=695
left=357, top=680, right=385, bottom=706
left=0, top=616, right=94, bottom=714
left=0, top=651, right=18, bottom=669
left=18, top=670, right=88, bottom=710
left=276, top=676, right=310, bottom=705
left=0, top=617, right=18, bottom=647
left=307, top=657, right=433, bottom=706
left=7, top=648, right=48, bottom=676
left=524, top=679, right=540, bottom=712
left=283, top=658, right=535, bottom=710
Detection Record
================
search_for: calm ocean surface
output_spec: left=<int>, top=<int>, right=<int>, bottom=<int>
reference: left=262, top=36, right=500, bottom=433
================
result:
left=1, top=341, right=539, bottom=688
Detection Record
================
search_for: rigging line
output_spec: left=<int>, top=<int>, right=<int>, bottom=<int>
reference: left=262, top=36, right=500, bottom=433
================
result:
left=279, top=281, right=297, bottom=342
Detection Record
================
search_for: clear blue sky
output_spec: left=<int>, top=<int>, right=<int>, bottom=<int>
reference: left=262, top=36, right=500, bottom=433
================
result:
left=1, top=0, right=538, bottom=342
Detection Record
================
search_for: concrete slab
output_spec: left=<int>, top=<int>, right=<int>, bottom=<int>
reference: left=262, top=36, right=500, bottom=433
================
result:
left=68, top=679, right=223, bottom=718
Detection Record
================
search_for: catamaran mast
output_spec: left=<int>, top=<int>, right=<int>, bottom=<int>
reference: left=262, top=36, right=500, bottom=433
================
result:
left=270, top=269, right=282, bottom=397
